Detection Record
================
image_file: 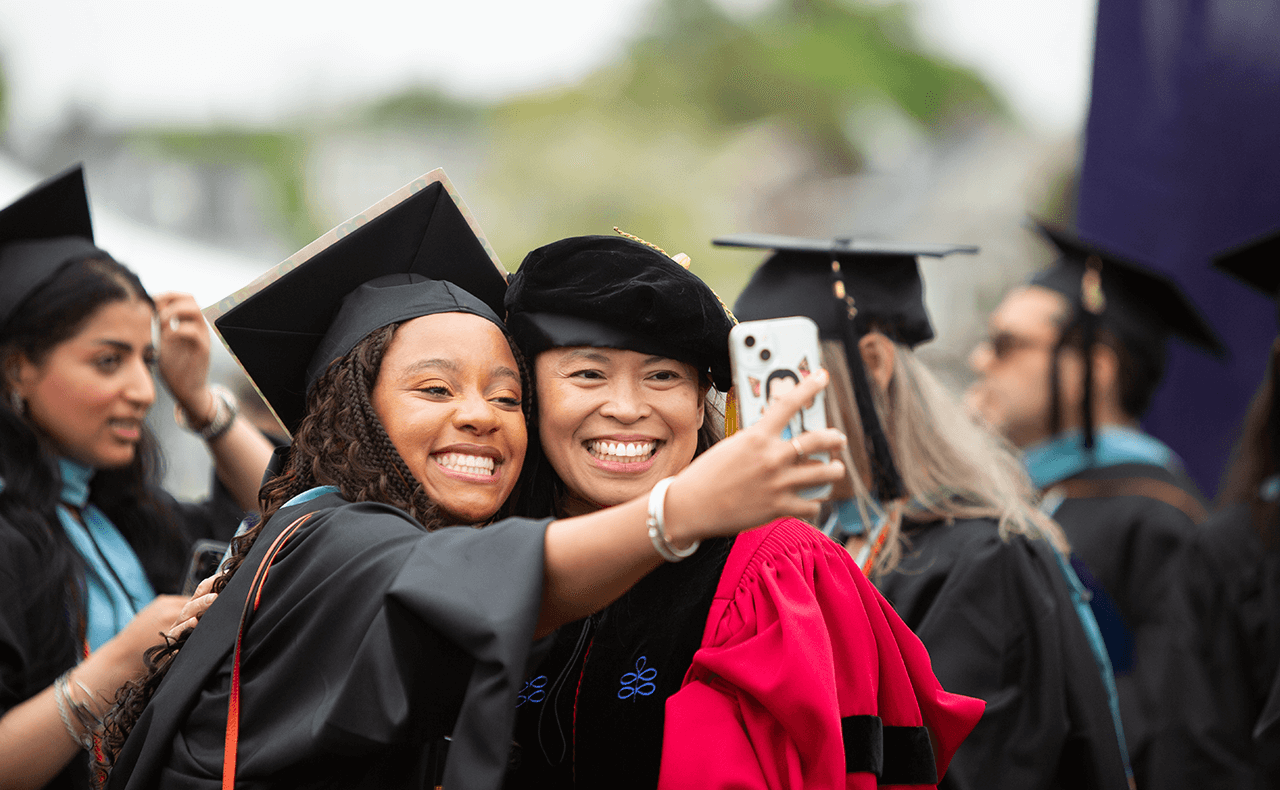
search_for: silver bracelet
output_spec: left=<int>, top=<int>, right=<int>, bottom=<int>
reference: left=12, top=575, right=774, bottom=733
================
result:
left=174, top=384, right=240, bottom=441
left=647, top=477, right=699, bottom=562
left=53, top=672, right=94, bottom=750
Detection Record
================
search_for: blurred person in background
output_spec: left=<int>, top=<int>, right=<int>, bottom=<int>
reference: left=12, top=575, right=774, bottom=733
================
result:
left=965, top=224, right=1224, bottom=787
left=0, top=166, right=274, bottom=790
left=728, top=233, right=1131, bottom=790
left=503, top=234, right=983, bottom=790
left=1150, top=230, right=1280, bottom=789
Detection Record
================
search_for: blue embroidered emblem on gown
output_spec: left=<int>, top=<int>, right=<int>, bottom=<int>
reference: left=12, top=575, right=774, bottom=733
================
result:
left=617, top=657, right=657, bottom=700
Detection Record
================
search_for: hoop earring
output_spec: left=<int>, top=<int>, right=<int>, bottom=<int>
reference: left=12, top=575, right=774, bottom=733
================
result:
left=8, top=390, right=25, bottom=415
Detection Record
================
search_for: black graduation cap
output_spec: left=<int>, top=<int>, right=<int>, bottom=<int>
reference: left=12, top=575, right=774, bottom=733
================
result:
left=1033, top=224, right=1225, bottom=356
left=205, top=170, right=509, bottom=437
left=505, top=234, right=736, bottom=391
left=720, top=233, right=976, bottom=348
left=720, top=233, right=979, bottom=502
left=0, top=165, right=111, bottom=330
left=1030, top=222, right=1226, bottom=450
left=1213, top=228, right=1280, bottom=301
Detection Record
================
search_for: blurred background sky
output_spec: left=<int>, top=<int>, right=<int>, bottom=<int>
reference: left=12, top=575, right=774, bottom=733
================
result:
left=1, top=0, right=1273, bottom=498
left=0, top=0, right=1096, bottom=350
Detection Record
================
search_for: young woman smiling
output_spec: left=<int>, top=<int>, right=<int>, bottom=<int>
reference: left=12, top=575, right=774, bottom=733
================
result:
left=99, top=177, right=850, bottom=790
left=0, top=168, right=273, bottom=790
left=503, top=234, right=983, bottom=790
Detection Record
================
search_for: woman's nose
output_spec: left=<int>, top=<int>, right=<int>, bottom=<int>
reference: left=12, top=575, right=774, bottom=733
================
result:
left=598, top=381, right=650, bottom=423
left=454, top=392, right=501, bottom=434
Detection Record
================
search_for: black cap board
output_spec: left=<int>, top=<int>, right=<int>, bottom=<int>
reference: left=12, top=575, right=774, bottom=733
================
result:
left=205, top=170, right=509, bottom=437
left=1032, top=223, right=1226, bottom=356
left=1028, top=222, right=1225, bottom=451
left=1214, top=228, right=1280, bottom=299
left=0, top=165, right=111, bottom=330
left=505, top=234, right=736, bottom=391
left=721, top=232, right=978, bottom=502
left=720, top=233, right=975, bottom=348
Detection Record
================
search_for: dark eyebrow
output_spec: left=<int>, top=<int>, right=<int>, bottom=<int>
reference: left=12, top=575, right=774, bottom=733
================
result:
left=95, top=339, right=153, bottom=354
left=492, top=365, right=520, bottom=383
left=401, top=358, right=460, bottom=377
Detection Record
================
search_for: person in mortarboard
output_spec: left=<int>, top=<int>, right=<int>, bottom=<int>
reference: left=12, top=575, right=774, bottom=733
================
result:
left=726, top=233, right=1132, bottom=790
left=97, top=174, right=855, bottom=790
left=0, top=166, right=275, bottom=790
left=965, top=223, right=1225, bottom=786
left=502, top=232, right=982, bottom=790
left=1148, top=229, right=1280, bottom=790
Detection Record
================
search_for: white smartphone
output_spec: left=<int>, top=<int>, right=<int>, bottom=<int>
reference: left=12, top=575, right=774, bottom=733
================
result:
left=729, top=316, right=832, bottom=499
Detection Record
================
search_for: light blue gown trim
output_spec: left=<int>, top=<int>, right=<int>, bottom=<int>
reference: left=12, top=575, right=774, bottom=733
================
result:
left=1045, top=542, right=1134, bottom=781
left=1023, top=427, right=1180, bottom=490
left=56, top=458, right=156, bottom=652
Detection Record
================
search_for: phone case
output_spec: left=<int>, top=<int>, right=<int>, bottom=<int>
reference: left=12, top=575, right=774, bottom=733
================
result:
left=729, top=316, right=832, bottom=499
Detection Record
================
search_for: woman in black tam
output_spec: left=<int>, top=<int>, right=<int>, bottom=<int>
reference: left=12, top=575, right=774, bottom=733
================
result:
left=503, top=233, right=983, bottom=790
left=96, top=176, right=840, bottom=790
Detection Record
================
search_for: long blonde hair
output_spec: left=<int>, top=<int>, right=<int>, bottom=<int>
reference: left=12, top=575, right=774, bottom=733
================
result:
left=822, top=338, right=1067, bottom=579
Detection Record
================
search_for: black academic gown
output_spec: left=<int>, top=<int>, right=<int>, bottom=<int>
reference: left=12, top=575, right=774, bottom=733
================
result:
left=875, top=517, right=1129, bottom=790
left=504, top=536, right=733, bottom=790
left=1047, top=461, right=1203, bottom=785
left=1148, top=502, right=1280, bottom=790
left=107, top=492, right=549, bottom=790
left=0, top=488, right=241, bottom=790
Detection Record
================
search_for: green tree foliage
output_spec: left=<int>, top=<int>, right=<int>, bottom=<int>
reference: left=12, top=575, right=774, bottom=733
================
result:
left=476, top=0, right=1001, bottom=293
left=120, top=0, right=1001, bottom=294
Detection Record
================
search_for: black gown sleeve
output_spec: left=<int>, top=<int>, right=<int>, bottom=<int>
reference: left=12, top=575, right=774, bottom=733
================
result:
left=0, top=516, right=87, bottom=790
left=878, top=521, right=1128, bottom=790
left=110, top=496, right=549, bottom=790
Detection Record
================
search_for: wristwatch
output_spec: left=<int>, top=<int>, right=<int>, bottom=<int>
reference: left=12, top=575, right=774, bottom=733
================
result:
left=174, top=384, right=240, bottom=441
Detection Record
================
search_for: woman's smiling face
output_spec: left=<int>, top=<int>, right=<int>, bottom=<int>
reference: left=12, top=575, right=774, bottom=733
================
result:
left=370, top=312, right=527, bottom=524
left=535, top=346, right=704, bottom=512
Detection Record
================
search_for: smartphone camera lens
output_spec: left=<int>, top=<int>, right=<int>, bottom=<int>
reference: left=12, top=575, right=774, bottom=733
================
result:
left=760, top=349, right=771, bottom=361
left=744, top=335, right=756, bottom=347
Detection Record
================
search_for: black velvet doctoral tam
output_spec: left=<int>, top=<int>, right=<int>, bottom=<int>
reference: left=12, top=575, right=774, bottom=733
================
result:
left=505, top=235, right=736, bottom=391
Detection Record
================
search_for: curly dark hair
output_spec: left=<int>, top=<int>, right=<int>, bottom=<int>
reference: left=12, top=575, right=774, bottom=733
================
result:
left=95, top=319, right=534, bottom=783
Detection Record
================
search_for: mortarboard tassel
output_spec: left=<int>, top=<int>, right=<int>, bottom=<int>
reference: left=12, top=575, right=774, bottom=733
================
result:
left=831, top=261, right=906, bottom=502
left=1079, top=257, right=1107, bottom=451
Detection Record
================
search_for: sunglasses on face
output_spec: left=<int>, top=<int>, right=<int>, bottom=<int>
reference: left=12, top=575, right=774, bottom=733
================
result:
left=984, top=331, right=1054, bottom=360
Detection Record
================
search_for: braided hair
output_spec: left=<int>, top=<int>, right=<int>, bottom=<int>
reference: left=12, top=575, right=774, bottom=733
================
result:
left=96, top=319, right=534, bottom=782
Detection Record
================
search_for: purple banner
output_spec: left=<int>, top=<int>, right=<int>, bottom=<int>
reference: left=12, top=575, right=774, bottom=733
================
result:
left=1077, top=0, right=1280, bottom=496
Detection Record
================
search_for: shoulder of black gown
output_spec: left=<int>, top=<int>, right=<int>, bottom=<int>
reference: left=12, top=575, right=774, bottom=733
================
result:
left=110, top=492, right=551, bottom=790
left=1150, top=502, right=1280, bottom=789
left=878, top=517, right=1129, bottom=790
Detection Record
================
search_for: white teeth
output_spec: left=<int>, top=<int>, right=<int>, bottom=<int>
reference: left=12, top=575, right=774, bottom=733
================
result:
left=435, top=453, right=497, bottom=476
left=588, top=440, right=655, bottom=462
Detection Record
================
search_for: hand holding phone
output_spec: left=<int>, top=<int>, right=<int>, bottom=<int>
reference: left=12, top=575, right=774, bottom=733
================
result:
left=729, top=316, right=833, bottom=499
left=182, top=538, right=229, bottom=596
